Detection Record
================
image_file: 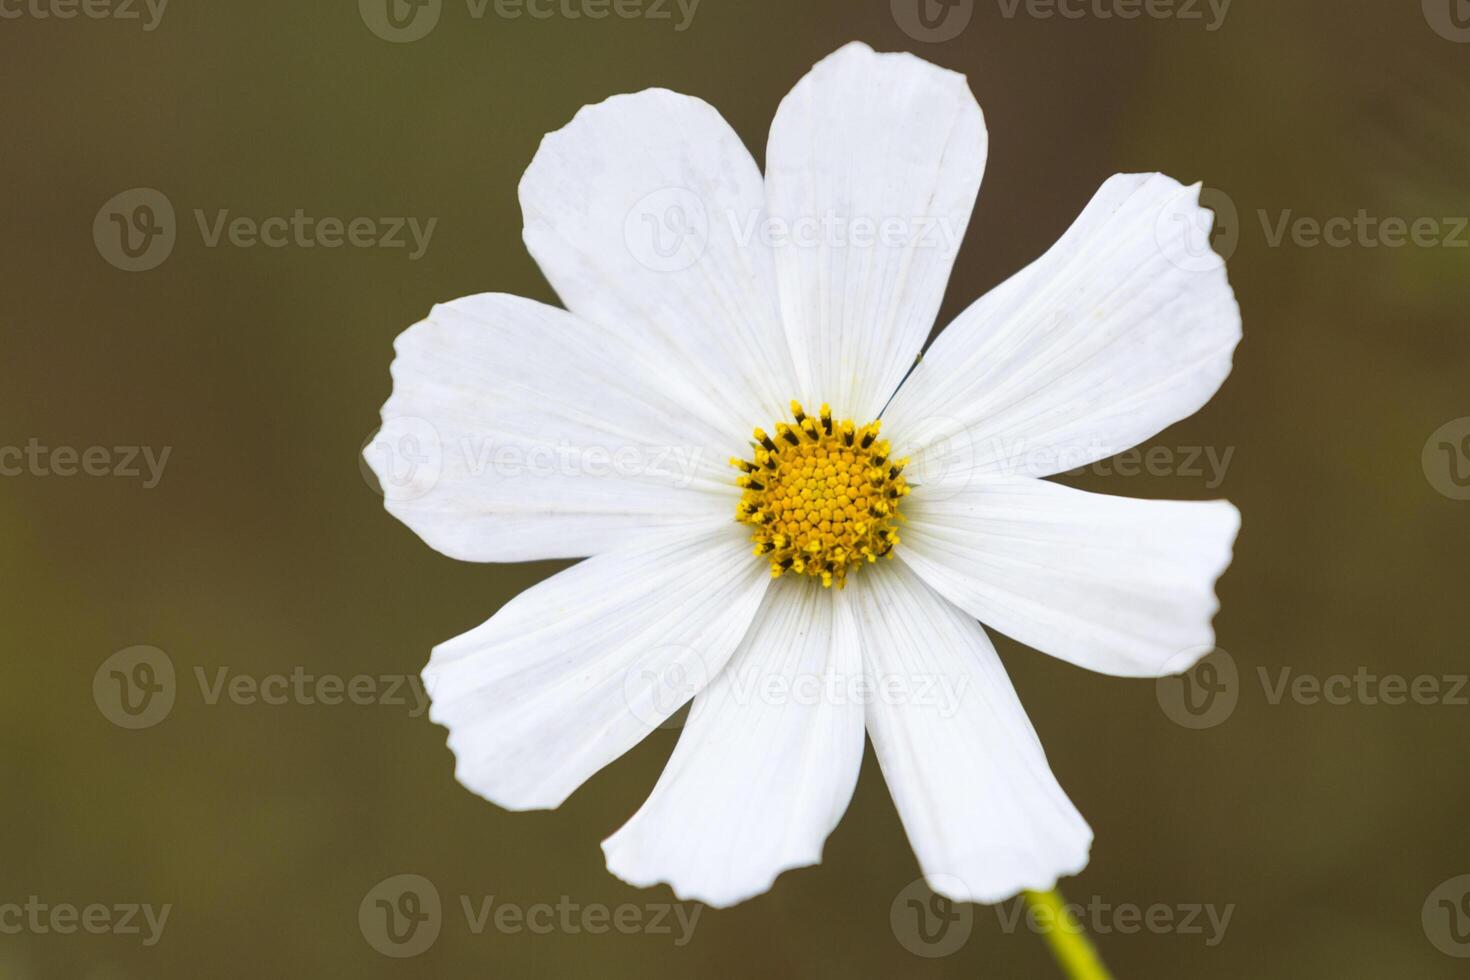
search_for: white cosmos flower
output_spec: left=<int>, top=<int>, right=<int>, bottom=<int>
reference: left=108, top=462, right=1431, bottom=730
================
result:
left=367, top=42, right=1241, bottom=909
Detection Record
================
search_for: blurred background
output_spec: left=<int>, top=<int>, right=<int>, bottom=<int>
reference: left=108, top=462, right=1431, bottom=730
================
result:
left=3, top=0, right=1469, bottom=976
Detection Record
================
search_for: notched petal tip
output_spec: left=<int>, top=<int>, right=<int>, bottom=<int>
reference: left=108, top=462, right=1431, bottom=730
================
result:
left=920, top=835, right=1094, bottom=907
left=602, top=838, right=827, bottom=910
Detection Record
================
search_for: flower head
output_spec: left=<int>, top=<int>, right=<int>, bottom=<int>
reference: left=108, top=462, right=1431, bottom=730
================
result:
left=367, top=42, right=1241, bottom=909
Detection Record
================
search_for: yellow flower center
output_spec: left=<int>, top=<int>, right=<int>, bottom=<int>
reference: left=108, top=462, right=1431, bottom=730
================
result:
left=732, top=401, right=910, bottom=589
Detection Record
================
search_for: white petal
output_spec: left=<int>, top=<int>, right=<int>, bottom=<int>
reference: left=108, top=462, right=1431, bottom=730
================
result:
left=899, top=477, right=1240, bottom=677
left=884, top=173, right=1241, bottom=482
left=369, top=293, right=741, bottom=562
left=520, top=88, right=799, bottom=435
left=603, top=581, right=864, bottom=907
left=854, top=561, right=1092, bottom=904
left=422, top=524, right=768, bottom=810
left=765, top=42, right=988, bottom=421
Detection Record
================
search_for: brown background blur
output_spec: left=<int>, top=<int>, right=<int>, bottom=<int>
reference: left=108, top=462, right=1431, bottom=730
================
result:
left=3, top=0, right=1469, bottom=976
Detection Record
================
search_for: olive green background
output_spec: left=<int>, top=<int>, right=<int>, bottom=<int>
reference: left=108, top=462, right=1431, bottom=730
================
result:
left=3, top=0, right=1469, bottom=976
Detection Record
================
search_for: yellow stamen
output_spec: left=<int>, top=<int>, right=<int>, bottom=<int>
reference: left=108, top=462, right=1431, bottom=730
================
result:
left=731, top=402, right=910, bottom=589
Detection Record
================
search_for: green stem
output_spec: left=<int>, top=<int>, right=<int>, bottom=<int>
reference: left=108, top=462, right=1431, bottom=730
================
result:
left=1023, top=889, right=1114, bottom=980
